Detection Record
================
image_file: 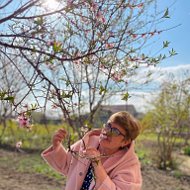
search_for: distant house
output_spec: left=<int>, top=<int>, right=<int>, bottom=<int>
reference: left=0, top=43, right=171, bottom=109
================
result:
left=99, top=104, right=142, bottom=118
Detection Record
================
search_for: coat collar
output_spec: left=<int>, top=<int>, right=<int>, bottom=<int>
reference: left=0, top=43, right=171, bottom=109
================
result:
left=79, top=130, right=137, bottom=173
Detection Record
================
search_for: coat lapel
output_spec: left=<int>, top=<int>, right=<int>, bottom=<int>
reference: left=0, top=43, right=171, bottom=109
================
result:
left=75, top=134, right=100, bottom=189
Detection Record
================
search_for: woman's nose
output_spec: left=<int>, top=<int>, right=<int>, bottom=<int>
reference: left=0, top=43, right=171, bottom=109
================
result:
left=103, top=127, right=109, bottom=133
left=102, top=128, right=112, bottom=137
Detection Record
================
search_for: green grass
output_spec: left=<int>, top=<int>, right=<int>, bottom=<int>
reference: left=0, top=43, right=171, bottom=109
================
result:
left=137, top=131, right=157, bottom=141
left=0, top=149, right=64, bottom=181
left=1, top=121, right=189, bottom=176
left=134, top=131, right=158, bottom=165
left=0, top=121, right=71, bottom=182
left=0, top=121, right=67, bottom=150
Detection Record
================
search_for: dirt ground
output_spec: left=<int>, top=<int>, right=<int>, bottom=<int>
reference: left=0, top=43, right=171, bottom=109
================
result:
left=0, top=149, right=190, bottom=190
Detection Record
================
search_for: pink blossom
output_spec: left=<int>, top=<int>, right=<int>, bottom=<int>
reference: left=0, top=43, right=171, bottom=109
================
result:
left=128, top=4, right=133, bottom=9
left=84, top=29, right=91, bottom=36
left=16, top=141, right=22, bottom=149
left=101, top=17, right=106, bottom=24
left=73, top=52, right=81, bottom=65
left=137, top=3, right=144, bottom=8
left=81, top=17, right=88, bottom=23
left=51, top=104, right=58, bottom=109
left=109, top=31, right=115, bottom=38
left=111, top=73, right=121, bottom=82
left=132, top=34, right=137, bottom=39
left=23, top=104, right=28, bottom=108
left=150, top=33, right=154, bottom=36
left=18, top=114, right=30, bottom=129
left=100, top=64, right=105, bottom=69
left=18, top=116, right=29, bottom=127
left=96, top=11, right=106, bottom=24
left=67, top=0, right=73, bottom=7
left=47, top=41, right=54, bottom=46
left=106, top=43, right=114, bottom=49
left=62, top=55, right=67, bottom=59
left=90, top=1, right=98, bottom=12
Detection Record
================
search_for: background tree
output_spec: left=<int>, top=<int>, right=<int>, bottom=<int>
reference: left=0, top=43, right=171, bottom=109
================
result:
left=142, top=74, right=190, bottom=169
left=0, top=53, right=33, bottom=140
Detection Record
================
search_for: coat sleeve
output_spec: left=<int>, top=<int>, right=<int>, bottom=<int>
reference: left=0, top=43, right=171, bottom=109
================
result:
left=41, top=140, right=81, bottom=176
left=96, top=164, right=142, bottom=190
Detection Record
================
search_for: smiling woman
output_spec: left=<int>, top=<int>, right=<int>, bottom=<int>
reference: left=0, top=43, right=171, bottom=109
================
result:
left=42, top=111, right=142, bottom=190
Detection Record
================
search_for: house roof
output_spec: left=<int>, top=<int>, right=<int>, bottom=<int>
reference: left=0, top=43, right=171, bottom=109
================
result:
left=100, top=104, right=137, bottom=116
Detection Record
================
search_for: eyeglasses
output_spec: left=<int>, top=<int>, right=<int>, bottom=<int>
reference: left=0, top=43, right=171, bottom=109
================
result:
left=103, top=123, right=126, bottom=138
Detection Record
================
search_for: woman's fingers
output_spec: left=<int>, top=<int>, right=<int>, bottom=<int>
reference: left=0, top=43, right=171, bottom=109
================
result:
left=52, top=128, right=67, bottom=149
left=55, top=129, right=67, bottom=138
left=57, top=128, right=67, bottom=135
left=83, top=147, right=100, bottom=158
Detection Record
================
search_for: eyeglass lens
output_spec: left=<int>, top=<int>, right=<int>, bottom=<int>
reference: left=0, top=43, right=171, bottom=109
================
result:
left=105, top=123, right=122, bottom=136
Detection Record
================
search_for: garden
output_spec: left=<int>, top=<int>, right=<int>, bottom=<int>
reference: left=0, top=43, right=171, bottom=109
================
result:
left=0, top=0, right=190, bottom=189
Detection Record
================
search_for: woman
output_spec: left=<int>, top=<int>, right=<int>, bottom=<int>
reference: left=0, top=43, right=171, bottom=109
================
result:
left=42, top=111, right=142, bottom=190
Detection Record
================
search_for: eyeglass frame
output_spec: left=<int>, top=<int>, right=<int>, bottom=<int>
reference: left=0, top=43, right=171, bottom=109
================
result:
left=103, top=122, right=126, bottom=138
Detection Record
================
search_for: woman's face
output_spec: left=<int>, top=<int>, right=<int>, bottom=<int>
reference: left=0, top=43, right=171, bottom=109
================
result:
left=99, top=121, right=128, bottom=151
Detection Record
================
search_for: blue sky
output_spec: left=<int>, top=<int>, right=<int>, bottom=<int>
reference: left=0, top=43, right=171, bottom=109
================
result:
left=159, top=0, right=190, bottom=67
left=121, top=0, right=190, bottom=112
left=1, top=0, right=189, bottom=114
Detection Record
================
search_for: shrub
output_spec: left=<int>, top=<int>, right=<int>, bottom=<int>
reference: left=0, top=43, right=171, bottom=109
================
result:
left=184, top=146, right=190, bottom=156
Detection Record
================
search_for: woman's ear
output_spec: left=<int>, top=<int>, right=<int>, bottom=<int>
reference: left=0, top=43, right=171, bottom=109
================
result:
left=122, top=138, right=131, bottom=147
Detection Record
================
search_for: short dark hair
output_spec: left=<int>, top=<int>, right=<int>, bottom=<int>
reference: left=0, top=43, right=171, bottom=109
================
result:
left=109, top=111, right=141, bottom=140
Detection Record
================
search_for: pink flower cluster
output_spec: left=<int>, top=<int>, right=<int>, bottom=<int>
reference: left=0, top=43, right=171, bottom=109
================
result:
left=66, top=0, right=74, bottom=7
left=96, top=10, right=106, bottom=24
left=128, top=3, right=144, bottom=9
left=18, top=113, right=32, bottom=130
left=85, top=1, right=106, bottom=24
left=111, top=70, right=126, bottom=82
left=16, top=141, right=22, bottom=149
left=105, top=43, right=114, bottom=49
left=129, top=30, right=162, bottom=39
left=51, top=103, right=58, bottom=109
left=90, top=1, right=98, bottom=12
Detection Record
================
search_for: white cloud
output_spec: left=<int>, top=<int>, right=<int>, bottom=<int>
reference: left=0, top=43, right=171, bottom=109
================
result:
left=114, top=64, right=190, bottom=113
left=128, top=64, right=190, bottom=84
left=105, top=91, right=157, bottom=113
left=153, top=64, right=190, bottom=82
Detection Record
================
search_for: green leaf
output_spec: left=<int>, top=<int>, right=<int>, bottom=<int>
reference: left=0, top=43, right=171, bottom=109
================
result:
left=53, top=41, right=62, bottom=53
left=169, top=48, right=177, bottom=56
left=31, top=103, right=37, bottom=109
left=162, top=54, right=166, bottom=60
left=3, top=96, right=14, bottom=103
left=163, top=41, right=170, bottom=48
left=66, top=80, right=70, bottom=87
left=34, top=17, right=44, bottom=25
left=99, top=85, right=107, bottom=95
left=0, top=91, right=6, bottom=99
left=162, top=8, right=170, bottom=18
left=61, top=91, right=73, bottom=99
left=48, top=57, right=54, bottom=64
left=121, top=92, right=131, bottom=101
left=147, top=71, right=152, bottom=77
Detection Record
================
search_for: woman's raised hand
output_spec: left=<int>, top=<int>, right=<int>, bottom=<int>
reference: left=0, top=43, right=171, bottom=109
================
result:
left=52, top=128, right=67, bottom=149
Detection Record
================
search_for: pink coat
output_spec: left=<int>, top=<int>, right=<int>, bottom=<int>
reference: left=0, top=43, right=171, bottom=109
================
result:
left=41, top=131, right=142, bottom=190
